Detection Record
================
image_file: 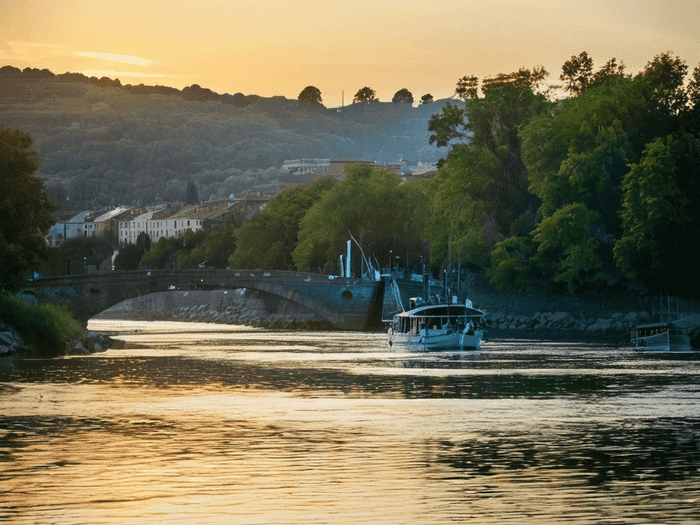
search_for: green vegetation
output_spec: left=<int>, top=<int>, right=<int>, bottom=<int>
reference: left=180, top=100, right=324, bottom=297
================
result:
left=392, top=88, right=414, bottom=104
left=178, top=226, right=235, bottom=268
left=114, top=232, right=151, bottom=270
left=486, top=51, right=700, bottom=296
left=426, top=66, right=549, bottom=269
left=0, top=293, right=83, bottom=357
left=353, top=87, right=378, bottom=104
left=0, top=128, right=57, bottom=292
left=298, top=86, right=324, bottom=107
left=292, top=166, right=429, bottom=274
left=229, top=177, right=336, bottom=270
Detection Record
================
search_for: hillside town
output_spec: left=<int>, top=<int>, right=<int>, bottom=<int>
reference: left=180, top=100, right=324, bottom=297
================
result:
left=41, top=157, right=437, bottom=274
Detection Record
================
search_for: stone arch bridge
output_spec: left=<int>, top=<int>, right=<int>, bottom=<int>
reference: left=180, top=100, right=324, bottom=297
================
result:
left=23, top=269, right=384, bottom=330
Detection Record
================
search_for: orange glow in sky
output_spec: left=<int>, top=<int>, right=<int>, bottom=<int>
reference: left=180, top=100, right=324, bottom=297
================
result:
left=2, top=0, right=699, bottom=106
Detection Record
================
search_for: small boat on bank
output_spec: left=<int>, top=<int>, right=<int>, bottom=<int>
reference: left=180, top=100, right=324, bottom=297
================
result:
left=631, top=321, right=692, bottom=350
left=631, top=296, right=694, bottom=350
left=388, top=299, right=486, bottom=351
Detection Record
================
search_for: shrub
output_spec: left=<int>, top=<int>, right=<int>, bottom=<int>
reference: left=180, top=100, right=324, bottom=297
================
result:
left=0, top=293, right=82, bottom=357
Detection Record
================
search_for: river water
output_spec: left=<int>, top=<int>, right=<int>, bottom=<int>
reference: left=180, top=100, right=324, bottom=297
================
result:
left=2, top=320, right=700, bottom=524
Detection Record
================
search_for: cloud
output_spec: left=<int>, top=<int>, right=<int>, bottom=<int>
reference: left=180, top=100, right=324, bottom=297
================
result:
left=72, top=52, right=154, bottom=66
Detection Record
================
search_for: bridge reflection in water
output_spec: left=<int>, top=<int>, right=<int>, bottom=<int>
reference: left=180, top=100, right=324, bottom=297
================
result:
left=23, top=269, right=383, bottom=330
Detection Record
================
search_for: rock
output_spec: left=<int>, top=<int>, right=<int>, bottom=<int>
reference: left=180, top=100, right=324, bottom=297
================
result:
left=623, top=312, right=638, bottom=324
left=71, top=341, right=90, bottom=355
left=0, top=331, right=17, bottom=348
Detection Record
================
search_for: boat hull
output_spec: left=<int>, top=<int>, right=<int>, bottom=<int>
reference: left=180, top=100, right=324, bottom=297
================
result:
left=389, top=329, right=483, bottom=351
left=632, top=331, right=692, bottom=350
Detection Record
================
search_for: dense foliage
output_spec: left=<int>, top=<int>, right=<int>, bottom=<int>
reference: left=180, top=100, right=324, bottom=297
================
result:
left=487, top=52, right=700, bottom=295
left=228, top=177, right=336, bottom=270
left=292, top=166, right=429, bottom=275
left=0, top=293, right=82, bottom=357
left=425, top=67, right=549, bottom=269
left=114, top=232, right=151, bottom=270
left=298, top=86, right=324, bottom=107
left=0, top=128, right=57, bottom=291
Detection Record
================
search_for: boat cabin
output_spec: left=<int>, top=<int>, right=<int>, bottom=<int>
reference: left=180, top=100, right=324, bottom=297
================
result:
left=393, top=304, right=483, bottom=335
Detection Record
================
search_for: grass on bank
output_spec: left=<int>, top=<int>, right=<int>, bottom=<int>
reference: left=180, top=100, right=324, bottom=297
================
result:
left=0, top=293, right=83, bottom=357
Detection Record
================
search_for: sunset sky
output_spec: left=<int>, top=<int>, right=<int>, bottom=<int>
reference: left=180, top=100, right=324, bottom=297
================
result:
left=2, top=0, right=699, bottom=106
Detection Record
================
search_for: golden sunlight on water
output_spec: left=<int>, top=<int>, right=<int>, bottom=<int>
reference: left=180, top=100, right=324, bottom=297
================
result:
left=2, top=321, right=700, bottom=524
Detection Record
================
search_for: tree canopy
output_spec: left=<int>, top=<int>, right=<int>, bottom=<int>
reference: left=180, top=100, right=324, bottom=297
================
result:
left=0, top=128, right=57, bottom=291
left=426, top=67, right=550, bottom=269
left=487, top=51, right=700, bottom=295
left=392, top=88, right=414, bottom=104
left=292, top=166, right=429, bottom=275
left=298, top=86, right=324, bottom=107
left=353, top=87, right=378, bottom=104
left=228, top=177, right=336, bottom=270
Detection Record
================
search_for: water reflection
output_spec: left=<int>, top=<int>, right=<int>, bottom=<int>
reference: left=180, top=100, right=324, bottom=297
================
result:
left=1, top=321, right=700, bottom=524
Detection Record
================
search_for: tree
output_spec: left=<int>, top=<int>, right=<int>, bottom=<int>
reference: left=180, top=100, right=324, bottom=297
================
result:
left=392, top=88, right=413, bottom=104
left=641, top=51, right=689, bottom=119
left=292, top=166, right=429, bottom=274
left=177, top=224, right=236, bottom=268
left=114, top=232, right=150, bottom=270
left=298, top=86, right=324, bottom=107
left=0, top=128, right=57, bottom=291
left=141, top=237, right=181, bottom=269
left=228, top=177, right=336, bottom=270
left=560, top=52, right=629, bottom=95
left=353, top=87, right=377, bottom=104
left=185, top=178, right=198, bottom=205
left=614, top=134, right=700, bottom=293
left=560, top=51, right=594, bottom=95
left=427, top=67, right=550, bottom=269
left=420, top=93, right=434, bottom=105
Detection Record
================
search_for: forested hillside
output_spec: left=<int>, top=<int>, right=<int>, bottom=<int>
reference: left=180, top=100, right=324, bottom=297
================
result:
left=0, top=66, right=448, bottom=206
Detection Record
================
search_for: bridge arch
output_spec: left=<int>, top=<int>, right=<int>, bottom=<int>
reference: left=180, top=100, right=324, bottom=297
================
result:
left=24, top=269, right=382, bottom=330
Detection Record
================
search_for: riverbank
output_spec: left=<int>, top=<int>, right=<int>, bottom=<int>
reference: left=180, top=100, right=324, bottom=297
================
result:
left=90, top=288, right=698, bottom=346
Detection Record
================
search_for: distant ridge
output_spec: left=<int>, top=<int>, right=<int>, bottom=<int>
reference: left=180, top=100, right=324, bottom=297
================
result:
left=1, top=64, right=457, bottom=208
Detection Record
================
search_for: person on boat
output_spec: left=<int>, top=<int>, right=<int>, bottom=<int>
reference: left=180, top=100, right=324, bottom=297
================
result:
left=465, top=321, right=474, bottom=335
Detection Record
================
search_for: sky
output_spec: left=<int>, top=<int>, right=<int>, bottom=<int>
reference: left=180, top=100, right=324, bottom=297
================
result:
left=2, top=0, right=699, bottom=107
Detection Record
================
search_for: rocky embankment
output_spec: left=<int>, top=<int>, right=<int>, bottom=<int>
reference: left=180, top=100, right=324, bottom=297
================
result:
left=482, top=311, right=644, bottom=344
left=1, top=322, right=114, bottom=370
left=94, top=289, right=334, bottom=330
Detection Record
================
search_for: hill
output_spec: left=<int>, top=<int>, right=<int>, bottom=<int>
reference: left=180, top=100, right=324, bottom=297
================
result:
left=0, top=66, right=452, bottom=206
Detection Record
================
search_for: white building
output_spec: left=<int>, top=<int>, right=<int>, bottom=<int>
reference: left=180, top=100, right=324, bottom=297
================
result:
left=118, top=210, right=202, bottom=246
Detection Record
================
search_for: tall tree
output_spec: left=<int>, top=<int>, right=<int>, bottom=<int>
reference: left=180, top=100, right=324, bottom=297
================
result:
left=353, top=87, right=378, bottom=104
left=426, top=67, right=550, bottom=268
left=560, top=52, right=629, bottom=95
left=0, top=128, right=56, bottom=291
left=292, top=166, right=429, bottom=274
left=614, top=133, right=700, bottom=293
left=560, top=51, right=594, bottom=95
left=297, top=86, right=324, bottom=107
left=392, top=88, right=414, bottom=104
left=228, top=177, right=337, bottom=270
left=185, top=178, right=198, bottom=205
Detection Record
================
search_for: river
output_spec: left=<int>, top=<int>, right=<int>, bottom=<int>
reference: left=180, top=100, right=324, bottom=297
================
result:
left=2, top=320, right=700, bottom=524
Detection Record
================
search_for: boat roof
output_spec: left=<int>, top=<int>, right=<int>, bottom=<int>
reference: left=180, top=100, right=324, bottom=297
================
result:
left=635, top=321, right=673, bottom=329
left=396, top=303, right=485, bottom=318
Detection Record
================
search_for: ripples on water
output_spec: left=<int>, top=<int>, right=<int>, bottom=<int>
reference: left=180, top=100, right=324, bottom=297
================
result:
left=1, top=320, right=700, bottom=524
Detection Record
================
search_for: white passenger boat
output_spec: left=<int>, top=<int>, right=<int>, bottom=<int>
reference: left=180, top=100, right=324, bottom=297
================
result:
left=388, top=299, right=486, bottom=351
